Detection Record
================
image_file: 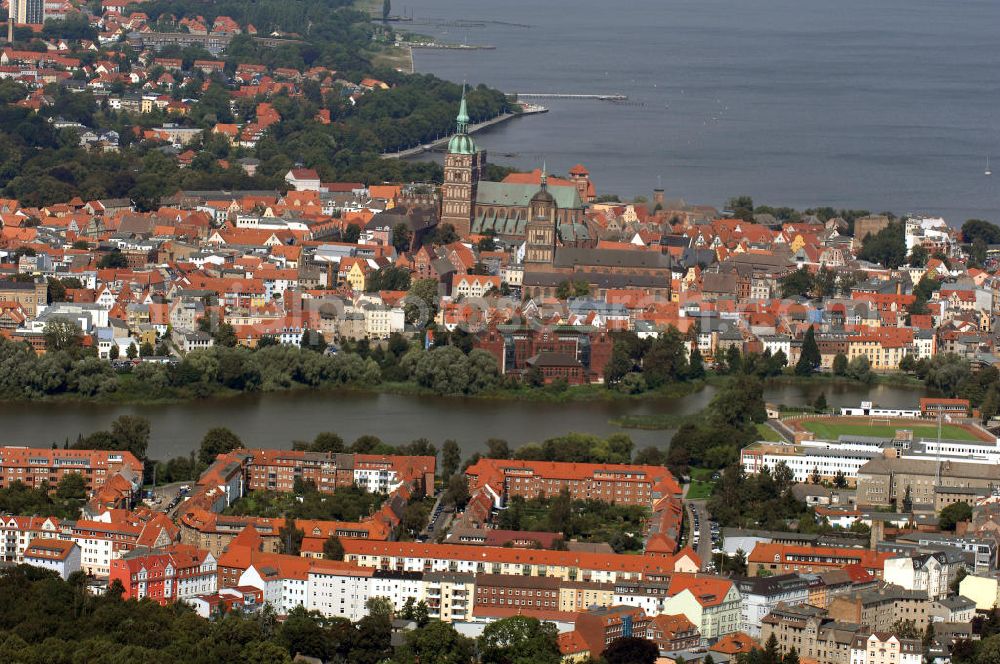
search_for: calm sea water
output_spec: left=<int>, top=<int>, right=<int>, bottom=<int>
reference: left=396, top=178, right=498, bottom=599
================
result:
left=407, top=0, right=1000, bottom=224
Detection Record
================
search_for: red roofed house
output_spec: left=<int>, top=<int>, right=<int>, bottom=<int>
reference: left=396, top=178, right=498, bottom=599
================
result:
left=23, top=537, right=81, bottom=579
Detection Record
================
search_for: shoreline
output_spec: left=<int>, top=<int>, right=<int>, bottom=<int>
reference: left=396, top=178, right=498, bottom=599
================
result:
left=0, top=376, right=709, bottom=408
left=0, top=371, right=931, bottom=409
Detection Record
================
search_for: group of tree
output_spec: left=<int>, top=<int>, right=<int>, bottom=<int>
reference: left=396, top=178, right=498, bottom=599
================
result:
left=667, top=375, right=767, bottom=474
left=779, top=267, right=843, bottom=299
left=708, top=461, right=808, bottom=530
left=497, top=490, right=649, bottom=553
left=857, top=221, right=906, bottom=268
left=604, top=327, right=704, bottom=392
left=0, top=473, right=87, bottom=520
left=830, top=352, right=874, bottom=383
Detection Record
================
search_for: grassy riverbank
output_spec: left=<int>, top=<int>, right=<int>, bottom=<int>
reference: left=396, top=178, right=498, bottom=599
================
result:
left=0, top=373, right=709, bottom=407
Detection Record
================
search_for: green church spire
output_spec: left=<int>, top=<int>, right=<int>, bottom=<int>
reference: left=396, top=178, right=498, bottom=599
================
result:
left=447, top=85, right=477, bottom=155
left=456, top=84, right=470, bottom=132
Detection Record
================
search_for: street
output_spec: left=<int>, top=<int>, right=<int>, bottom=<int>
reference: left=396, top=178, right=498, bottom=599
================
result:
left=685, top=499, right=717, bottom=571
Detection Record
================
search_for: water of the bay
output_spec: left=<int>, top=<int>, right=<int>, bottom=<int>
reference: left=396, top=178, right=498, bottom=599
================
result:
left=407, top=0, right=1000, bottom=224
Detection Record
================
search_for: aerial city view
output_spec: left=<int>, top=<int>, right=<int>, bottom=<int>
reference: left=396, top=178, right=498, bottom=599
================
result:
left=0, top=0, right=997, bottom=661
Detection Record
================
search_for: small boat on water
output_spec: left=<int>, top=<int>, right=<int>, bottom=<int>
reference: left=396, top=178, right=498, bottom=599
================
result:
left=986, top=156, right=992, bottom=176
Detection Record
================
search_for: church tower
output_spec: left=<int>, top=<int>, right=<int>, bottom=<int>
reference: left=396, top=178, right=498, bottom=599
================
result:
left=439, top=88, right=485, bottom=238
left=524, top=165, right=558, bottom=266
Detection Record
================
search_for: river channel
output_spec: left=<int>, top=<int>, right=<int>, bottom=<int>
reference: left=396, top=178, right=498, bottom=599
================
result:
left=0, top=382, right=927, bottom=461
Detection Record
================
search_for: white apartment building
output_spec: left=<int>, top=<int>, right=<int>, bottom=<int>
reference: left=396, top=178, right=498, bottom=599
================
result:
left=849, top=632, right=921, bottom=664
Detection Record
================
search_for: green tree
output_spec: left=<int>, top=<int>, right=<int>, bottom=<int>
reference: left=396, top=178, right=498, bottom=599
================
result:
left=688, top=346, right=706, bottom=379
left=924, top=354, right=971, bottom=397
left=394, top=619, right=475, bottom=664
left=813, top=392, right=828, bottom=413
left=109, top=344, right=120, bottom=360
left=323, top=535, right=345, bottom=560
left=311, top=432, right=345, bottom=453
left=55, top=472, right=87, bottom=502
left=279, top=517, right=304, bottom=555
left=441, top=439, right=461, bottom=481
left=780, top=267, right=814, bottom=298
left=478, top=616, right=561, bottom=664
left=939, top=502, right=972, bottom=532
left=382, top=0, right=391, bottom=20
left=795, top=326, right=820, bottom=375
left=214, top=322, right=238, bottom=347
left=603, top=637, right=659, bottom=664
left=726, top=195, right=754, bottom=221
left=832, top=352, right=848, bottom=376
left=110, top=415, right=151, bottom=459
left=126, top=343, right=138, bottom=359
left=405, top=278, right=439, bottom=325
left=43, top=317, right=83, bottom=353
left=858, top=221, right=906, bottom=268
left=443, top=473, right=471, bottom=509
left=366, top=596, right=394, bottom=617
left=198, top=427, right=243, bottom=465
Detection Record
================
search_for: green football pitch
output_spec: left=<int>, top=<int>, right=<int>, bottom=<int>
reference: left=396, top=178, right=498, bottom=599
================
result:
left=800, top=420, right=980, bottom=441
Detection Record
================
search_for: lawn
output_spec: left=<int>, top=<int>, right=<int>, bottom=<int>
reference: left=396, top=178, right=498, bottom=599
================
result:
left=800, top=420, right=979, bottom=441
left=686, top=480, right=714, bottom=500
left=689, top=467, right=716, bottom=482
left=756, top=423, right=782, bottom=442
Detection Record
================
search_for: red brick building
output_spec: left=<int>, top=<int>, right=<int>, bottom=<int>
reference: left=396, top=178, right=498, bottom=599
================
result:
left=0, top=447, right=143, bottom=494
left=649, top=614, right=701, bottom=652
left=474, top=574, right=561, bottom=612
left=474, top=324, right=613, bottom=384
left=465, top=458, right=683, bottom=508
left=574, top=605, right=652, bottom=657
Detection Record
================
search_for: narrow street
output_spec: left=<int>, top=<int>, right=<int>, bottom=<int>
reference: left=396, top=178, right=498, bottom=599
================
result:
left=685, top=499, right=715, bottom=571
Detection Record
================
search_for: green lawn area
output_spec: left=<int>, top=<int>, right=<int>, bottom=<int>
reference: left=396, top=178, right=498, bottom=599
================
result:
left=686, top=480, right=714, bottom=500
left=689, top=467, right=715, bottom=482
left=756, top=423, right=782, bottom=441
left=801, top=420, right=979, bottom=441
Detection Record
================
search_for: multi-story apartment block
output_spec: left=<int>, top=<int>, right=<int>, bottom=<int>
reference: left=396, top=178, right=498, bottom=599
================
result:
left=464, top=458, right=682, bottom=509
left=342, top=540, right=699, bottom=584
left=0, top=447, right=143, bottom=495
left=109, top=545, right=218, bottom=604
left=748, top=543, right=893, bottom=578
left=883, top=551, right=966, bottom=600
left=761, top=604, right=862, bottom=664
left=849, top=632, right=922, bottom=664
left=736, top=574, right=811, bottom=637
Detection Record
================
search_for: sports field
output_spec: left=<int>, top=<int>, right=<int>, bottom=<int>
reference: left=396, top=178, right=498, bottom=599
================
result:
left=799, top=419, right=980, bottom=441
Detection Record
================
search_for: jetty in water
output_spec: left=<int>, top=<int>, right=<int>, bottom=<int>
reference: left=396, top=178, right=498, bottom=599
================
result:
left=511, top=93, right=628, bottom=101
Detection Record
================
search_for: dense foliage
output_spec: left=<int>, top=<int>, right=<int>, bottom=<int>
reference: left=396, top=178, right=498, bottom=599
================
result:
left=0, top=475, right=87, bottom=519
left=497, top=491, right=649, bottom=553
left=857, top=221, right=906, bottom=268
left=603, top=327, right=702, bottom=391
left=667, top=374, right=767, bottom=474
left=223, top=483, right=387, bottom=522
left=708, top=461, right=809, bottom=529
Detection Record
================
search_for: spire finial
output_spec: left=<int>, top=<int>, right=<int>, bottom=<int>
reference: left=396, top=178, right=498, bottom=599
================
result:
left=456, top=83, right=470, bottom=132
left=540, top=161, right=548, bottom=190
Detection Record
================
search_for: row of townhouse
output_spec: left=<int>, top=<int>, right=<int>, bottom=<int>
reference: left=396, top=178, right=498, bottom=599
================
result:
left=109, top=544, right=218, bottom=604
left=339, top=540, right=700, bottom=584
left=225, top=543, right=732, bottom=640
left=0, top=510, right=178, bottom=577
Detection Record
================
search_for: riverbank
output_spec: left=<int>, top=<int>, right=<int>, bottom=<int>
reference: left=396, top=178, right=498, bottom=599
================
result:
left=612, top=372, right=931, bottom=430
left=1, top=373, right=708, bottom=408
